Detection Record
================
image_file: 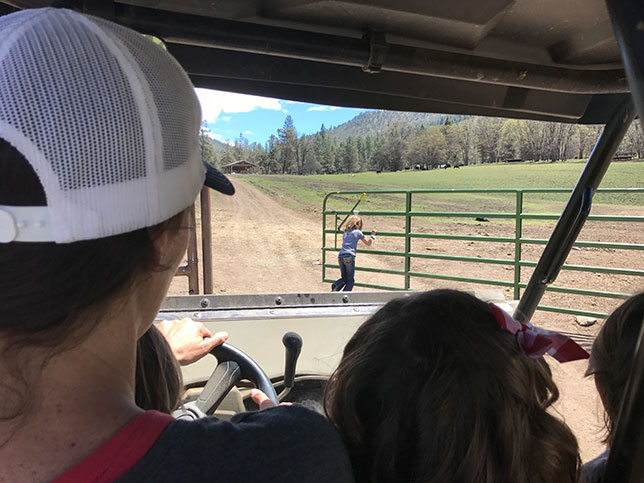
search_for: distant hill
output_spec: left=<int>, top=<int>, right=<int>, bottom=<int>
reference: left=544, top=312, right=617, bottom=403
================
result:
left=211, top=138, right=227, bottom=152
left=326, top=111, right=469, bottom=141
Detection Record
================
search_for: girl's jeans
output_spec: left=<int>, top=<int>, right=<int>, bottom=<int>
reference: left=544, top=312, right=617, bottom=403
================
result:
left=333, top=255, right=356, bottom=292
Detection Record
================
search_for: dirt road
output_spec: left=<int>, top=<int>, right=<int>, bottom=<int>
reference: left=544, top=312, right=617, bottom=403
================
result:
left=170, top=178, right=329, bottom=295
left=210, top=179, right=330, bottom=294
left=170, top=178, right=607, bottom=462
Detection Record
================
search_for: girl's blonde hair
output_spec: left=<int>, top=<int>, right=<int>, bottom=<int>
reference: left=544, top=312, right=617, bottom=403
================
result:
left=344, top=215, right=363, bottom=232
left=135, top=325, right=184, bottom=414
left=324, top=289, right=581, bottom=483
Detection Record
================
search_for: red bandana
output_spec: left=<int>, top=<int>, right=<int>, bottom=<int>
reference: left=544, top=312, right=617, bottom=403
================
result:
left=489, top=303, right=590, bottom=363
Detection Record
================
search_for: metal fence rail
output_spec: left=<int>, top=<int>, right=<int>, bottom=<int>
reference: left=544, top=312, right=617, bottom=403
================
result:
left=322, top=188, right=644, bottom=318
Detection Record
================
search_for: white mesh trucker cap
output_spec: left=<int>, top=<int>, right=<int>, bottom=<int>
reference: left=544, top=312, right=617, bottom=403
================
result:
left=0, top=7, right=234, bottom=244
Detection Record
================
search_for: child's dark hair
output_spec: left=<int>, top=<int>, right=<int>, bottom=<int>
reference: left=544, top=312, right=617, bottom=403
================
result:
left=324, top=289, right=581, bottom=483
left=135, top=325, right=184, bottom=414
left=586, top=292, right=644, bottom=444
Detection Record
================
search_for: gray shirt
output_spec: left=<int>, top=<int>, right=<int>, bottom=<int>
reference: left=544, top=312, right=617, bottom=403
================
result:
left=118, top=405, right=355, bottom=482
left=338, top=229, right=365, bottom=257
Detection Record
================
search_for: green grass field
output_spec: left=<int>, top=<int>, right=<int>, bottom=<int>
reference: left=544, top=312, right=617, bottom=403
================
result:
left=245, top=161, right=644, bottom=215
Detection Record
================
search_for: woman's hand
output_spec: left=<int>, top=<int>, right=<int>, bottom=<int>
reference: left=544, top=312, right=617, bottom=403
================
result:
left=157, top=318, right=228, bottom=365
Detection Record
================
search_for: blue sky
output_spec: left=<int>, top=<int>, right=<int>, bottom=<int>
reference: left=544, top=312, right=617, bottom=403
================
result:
left=196, top=88, right=369, bottom=146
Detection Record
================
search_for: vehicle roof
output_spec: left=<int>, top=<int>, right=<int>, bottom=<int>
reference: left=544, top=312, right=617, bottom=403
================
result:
left=1, top=0, right=631, bottom=123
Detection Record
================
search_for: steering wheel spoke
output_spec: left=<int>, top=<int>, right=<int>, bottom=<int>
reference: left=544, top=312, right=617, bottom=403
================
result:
left=176, top=342, right=279, bottom=419
left=195, top=360, right=243, bottom=415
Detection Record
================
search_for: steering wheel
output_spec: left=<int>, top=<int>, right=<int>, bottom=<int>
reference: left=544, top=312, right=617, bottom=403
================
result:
left=173, top=342, right=279, bottom=420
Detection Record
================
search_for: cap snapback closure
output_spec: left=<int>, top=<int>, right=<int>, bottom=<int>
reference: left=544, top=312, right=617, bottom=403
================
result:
left=0, top=205, right=53, bottom=242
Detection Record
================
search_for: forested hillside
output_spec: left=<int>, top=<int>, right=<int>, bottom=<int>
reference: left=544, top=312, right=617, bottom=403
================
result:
left=211, top=138, right=227, bottom=153
left=200, top=112, right=644, bottom=176
left=327, top=111, right=468, bottom=141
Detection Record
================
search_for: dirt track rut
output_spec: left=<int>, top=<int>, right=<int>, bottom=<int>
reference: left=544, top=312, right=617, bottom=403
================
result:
left=189, top=178, right=329, bottom=294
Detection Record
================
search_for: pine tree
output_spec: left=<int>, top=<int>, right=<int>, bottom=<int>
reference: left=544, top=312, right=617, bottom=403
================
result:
left=316, top=124, right=335, bottom=174
left=355, top=136, right=368, bottom=171
left=199, top=122, right=219, bottom=167
left=260, top=135, right=280, bottom=174
left=340, top=137, right=359, bottom=173
left=277, top=115, right=298, bottom=173
left=233, top=133, right=250, bottom=161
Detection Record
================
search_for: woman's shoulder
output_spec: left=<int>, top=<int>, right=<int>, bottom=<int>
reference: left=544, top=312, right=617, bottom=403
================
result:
left=120, top=405, right=354, bottom=482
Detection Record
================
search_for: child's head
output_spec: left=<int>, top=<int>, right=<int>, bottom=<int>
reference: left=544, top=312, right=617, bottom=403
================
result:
left=344, top=215, right=363, bottom=232
left=135, top=325, right=184, bottom=414
left=586, top=292, right=644, bottom=444
left=324, top=289, right=581, bottom=483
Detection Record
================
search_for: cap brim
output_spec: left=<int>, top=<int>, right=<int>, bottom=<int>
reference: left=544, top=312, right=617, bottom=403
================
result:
left=203, top=161, right=235, bottom=196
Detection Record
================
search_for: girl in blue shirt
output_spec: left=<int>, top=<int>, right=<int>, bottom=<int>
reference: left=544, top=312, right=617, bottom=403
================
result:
left=331, top=215, right=376, bottom=292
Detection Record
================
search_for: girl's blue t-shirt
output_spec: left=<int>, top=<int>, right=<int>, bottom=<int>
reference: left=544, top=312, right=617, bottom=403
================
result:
left=338, top=229, right=365, bottom=257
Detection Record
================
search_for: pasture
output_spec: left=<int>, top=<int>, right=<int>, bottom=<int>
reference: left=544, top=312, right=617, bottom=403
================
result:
left=245, top=160, right=644, bottom=212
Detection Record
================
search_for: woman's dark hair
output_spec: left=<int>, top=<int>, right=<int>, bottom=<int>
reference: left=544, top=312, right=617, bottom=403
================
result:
left=135, top=325, right=183, bottom=414
left=324, top=289, right=581, bottom=483
left=586, top=292, right=644, bottom=444
left=0, top=139, right=181, bottom=418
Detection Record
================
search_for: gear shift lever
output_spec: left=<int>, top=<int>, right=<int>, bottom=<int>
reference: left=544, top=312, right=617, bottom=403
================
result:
left=279, top=331, right=303, bottom=401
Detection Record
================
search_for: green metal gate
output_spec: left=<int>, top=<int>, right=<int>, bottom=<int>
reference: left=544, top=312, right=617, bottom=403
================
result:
left=322, top=188, right=644, bottom=318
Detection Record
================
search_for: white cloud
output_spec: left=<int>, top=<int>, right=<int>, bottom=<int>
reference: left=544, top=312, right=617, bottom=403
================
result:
left=195, top=88, right=283, bottom=123
left=307, top=105, right=341, bottom=112
left=243, top=130, right=253, bottom=135
left=221, top=116, right=232, bottom=122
